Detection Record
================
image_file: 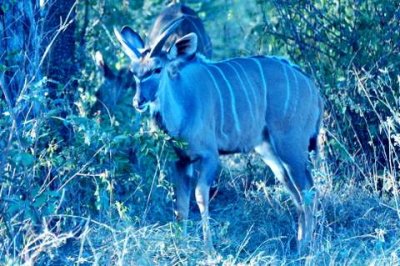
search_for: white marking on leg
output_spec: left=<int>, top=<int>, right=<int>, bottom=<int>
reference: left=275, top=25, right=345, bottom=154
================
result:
left=255, top=142, right=286, bottom=184
left=195, top=182, right=213, bottom=249
left=282, top=162, right=303, bottom=206
left=255, top=142, right=302, bottom=206
left=186, top=164, right=194, bottom=177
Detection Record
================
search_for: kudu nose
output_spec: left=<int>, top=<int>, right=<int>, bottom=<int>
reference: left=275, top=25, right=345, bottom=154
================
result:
left=133, top=97, right=147, bottom=111
left=133, top=97, right=141, bottom=109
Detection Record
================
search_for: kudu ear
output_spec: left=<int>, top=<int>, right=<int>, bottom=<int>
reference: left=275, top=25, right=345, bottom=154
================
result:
left=95, top=51, right=116, bottom=80
left=114, top=26, right=144, bottom=60
left=168, top=33, right=198, bottom=59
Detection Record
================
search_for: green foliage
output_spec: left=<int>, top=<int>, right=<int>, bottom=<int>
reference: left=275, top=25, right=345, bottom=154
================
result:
left=1, top=0, right=399, bottom=264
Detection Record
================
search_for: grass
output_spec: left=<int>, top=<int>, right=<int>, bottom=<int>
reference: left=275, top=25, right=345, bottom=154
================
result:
left=3, top=152, right=399, bottom=265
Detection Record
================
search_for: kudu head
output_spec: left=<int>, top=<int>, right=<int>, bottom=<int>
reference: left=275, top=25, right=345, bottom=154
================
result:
left=97, top=4, right=211, bottom=115
left=114, top=18, right=198, bottom=113
left=93, top=51, right=135, bottom=114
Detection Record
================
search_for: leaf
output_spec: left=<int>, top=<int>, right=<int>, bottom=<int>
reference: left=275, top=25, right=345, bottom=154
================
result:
left=13, top=152, right=35, bottom=167
left=33, top=194, right=47, bottom=208
left=113, top=135, right=129, bottom=144
left=0, top=63, right=8, bottom=73
left=8, top=199, right=25, bottom=215
left=45, top=202, right=57, bottom=215
left=25, top=208, right=38, bottom=223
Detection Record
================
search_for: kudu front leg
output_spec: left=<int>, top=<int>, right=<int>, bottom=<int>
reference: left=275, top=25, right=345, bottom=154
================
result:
left=195, top=154, right=219, bottom=251
left=173, top=159, right=193, bottom=235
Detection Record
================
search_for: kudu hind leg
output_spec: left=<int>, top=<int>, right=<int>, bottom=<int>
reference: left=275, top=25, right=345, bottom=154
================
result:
left=277, top=145, right=317, bottom=252
left=256, top=141, right=316, bottom=251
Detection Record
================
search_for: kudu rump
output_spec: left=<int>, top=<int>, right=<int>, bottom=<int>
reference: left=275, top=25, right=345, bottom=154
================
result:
left=115, top=18, right=323, bottom=250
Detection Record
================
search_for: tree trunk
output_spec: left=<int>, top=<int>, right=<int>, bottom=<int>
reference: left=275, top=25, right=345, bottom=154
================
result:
left=0, top=0, right=41, bottom=107
left=43, top=0, right=77, bottom=102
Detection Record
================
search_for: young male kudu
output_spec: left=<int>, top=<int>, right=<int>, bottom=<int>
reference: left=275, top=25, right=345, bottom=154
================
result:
left=115, top=18, right=323, bottom=252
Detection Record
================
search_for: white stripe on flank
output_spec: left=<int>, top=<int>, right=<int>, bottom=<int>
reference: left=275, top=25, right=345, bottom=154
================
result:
left=303, top=74, right=313, bottom=100
left=288, top=67, right=299, bottom=118
left=225, top=62, right=255, bottom=121
left=209, top=64, right=241, bottom=134
left=230, top=60, right=258, bottom=120
left=249, top=58, right=267, bottom=113
left=281, top=61, right=291, bottom=116
left=302, top=73, right=314, bottom=109
left=200, top=65, right=228, bottom=139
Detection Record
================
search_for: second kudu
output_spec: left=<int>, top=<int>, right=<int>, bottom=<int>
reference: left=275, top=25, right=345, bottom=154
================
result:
left=115, top=18, right=323, bottom=251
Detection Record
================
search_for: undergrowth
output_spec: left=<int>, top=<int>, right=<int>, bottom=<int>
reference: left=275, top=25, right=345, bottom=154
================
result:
left=1, top=1, right=399, bottom=265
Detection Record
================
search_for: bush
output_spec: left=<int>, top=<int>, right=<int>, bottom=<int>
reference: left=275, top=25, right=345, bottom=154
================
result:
left=1, top=0, right=399, bottom=264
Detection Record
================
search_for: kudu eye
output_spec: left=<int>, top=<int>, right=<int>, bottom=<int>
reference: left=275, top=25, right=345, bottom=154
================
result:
left=154, top=67, right=162, bottom=74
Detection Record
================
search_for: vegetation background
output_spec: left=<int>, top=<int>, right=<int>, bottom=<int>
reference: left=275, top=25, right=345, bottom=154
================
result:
left=1, top=0, right=399, bottom=264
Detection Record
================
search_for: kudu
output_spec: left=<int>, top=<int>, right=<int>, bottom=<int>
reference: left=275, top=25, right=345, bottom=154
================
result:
left=115, top=18, right=323, bottom=251
left=94, top=3, right=212, bottom=113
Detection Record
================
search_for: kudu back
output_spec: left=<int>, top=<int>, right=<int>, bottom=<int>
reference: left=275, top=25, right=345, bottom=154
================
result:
left=94, top=3, right=212, bottom=114
left=115, top=18, right=323, bottom=252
